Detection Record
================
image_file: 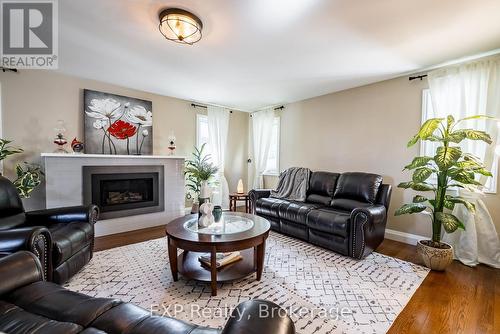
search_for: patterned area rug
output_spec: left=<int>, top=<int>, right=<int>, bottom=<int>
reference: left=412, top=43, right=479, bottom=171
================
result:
left=65, top=232, right=429, bottom=334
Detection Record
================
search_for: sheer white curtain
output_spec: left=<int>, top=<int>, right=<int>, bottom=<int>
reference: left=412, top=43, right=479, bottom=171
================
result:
left=428, top=56, right=500, bottom=268
left=207, top=106, right=230, bottom=210
left=252, top=108, right=275, bottom=189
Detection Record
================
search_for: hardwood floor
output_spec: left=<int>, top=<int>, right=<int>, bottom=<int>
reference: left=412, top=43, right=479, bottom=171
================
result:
left=94, top=223, right=499, bottom=334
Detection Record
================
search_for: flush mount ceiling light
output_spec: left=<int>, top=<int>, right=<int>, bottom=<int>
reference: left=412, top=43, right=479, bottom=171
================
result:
left=158, top=8, right=203, bottom=45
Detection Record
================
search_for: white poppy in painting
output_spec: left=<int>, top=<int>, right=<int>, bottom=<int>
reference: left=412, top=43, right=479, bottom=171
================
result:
left=142, top=129, right=149, bottom=137
left=126, top=105, right=152, bottom=127
left=86, top=98, right=122, bottom=121
left=93, top=119, right=106, bottom=130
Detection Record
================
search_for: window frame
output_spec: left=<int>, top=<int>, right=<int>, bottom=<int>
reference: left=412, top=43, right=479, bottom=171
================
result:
left=196, top=113, right=210, bottom=152
left=263, top=116, right=281, bottom=176
left=420, top=89, right=498, bottom=194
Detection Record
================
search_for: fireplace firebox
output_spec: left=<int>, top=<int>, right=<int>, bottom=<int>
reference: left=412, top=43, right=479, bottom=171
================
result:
left=83, top=166, right=164, bottom=220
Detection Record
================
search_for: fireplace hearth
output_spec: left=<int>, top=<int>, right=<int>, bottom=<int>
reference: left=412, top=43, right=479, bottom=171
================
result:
left=83, top=166, right=164, bottom=220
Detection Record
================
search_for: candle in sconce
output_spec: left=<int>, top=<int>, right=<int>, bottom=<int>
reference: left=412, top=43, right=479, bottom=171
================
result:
left=237, top=179, right=244, bottom=194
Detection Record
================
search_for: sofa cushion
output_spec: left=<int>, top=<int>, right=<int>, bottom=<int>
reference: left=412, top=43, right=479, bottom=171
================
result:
left=49, top=221, right=93, bottom=265
left=278, top=201, right=321, bottom=225
left=333, top=172, right=383, bottom=204
left=330, top=198, right=373, bottom=212
left=7, top=281, right=121, bottom=328
left=306, top=172, right=340, bottom=205
left=255, top=198, right=287, bottom=218
left=0, top=301, right=83, bottom=334
left=306, top=208, right=350, bottom=237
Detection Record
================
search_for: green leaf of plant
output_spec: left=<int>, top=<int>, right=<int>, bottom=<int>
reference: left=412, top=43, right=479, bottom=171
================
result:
left=434, top=146, right=462, bottom=170
left=436, top=212, right=465, bottom=233
left=455, top=160, right=482, bottom=170
left=403, top=156, right=433, bottom=170
left=447, top=131, right=466, bottom=143
left=449, top=169, right=482, bottom=186
left=446, top=196, right=476, bottom=213
left=395, top=203, right=427, bottom=216
left=412, top=167, right=434, bottom=183
left=418, top=118, right=444, bottom=139
left=443, top=200, right=455, bottom=210
left=447, top=115, right=455, bottom=129
left=457, top=115, right=497, bottom=123
left=397, top=181, right=435, bottom=191
left=411, top=182, right=436, bottom=191
left=397, top=181, right=413, bottom=189
left=475, top=168, right=493, bottom=177
left=412, top=195, right=429, bottom=203
left=407, top=134, right=420, bottom=147
left=452, top=129, right=492, bottom=144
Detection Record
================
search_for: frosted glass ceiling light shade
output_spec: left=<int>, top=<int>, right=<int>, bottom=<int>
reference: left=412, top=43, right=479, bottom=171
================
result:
left=158, top=8, right=203, bottom=45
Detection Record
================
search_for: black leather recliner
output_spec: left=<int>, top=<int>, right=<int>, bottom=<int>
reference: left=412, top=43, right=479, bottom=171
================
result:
left=0, top=175, right=99, bottom=283
left=249, top=171, right=392, bottom=259
left=0, top=252, right=295, bottom=334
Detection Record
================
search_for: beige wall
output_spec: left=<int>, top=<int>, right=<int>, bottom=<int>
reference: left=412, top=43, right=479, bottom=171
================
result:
left=276, top=76, right=500, bottom=238
left=0, top=70, right=248, bottom=210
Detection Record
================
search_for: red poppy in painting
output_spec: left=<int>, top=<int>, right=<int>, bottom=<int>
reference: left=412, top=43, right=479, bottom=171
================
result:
left=108, top=120, right=137, bottom=139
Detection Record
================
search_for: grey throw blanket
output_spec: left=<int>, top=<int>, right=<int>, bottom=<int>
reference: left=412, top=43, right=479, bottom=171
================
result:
left=270, top=167, right=311, bottom=202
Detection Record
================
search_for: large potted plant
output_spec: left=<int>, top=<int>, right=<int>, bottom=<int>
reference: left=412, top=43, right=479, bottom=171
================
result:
left=185, top=144, right=218, bottom=213
left=396, top=115, right=494, bottom=270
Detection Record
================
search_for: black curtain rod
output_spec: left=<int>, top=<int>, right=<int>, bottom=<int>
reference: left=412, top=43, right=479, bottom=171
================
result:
left=249, top=105, right=285, bottom=117
left=1, top=67, right=18, bottom=73
left=409, top=74, right=427, bottom=81
left=191, top=103, right=233, bottom=113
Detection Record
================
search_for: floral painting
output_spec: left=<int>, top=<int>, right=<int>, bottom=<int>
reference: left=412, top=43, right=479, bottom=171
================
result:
left=84, top=89, right=153, bottom=155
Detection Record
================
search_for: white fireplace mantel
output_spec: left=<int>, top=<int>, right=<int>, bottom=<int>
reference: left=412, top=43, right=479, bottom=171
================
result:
left=42, top=153, right=186, bottom=237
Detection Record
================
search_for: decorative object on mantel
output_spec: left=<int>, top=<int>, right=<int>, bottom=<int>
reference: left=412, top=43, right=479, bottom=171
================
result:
left=198, top=202, right=214, bottom=228
left=0, top=139, right=43, bottom=198
left=84, top=89, right=153, bottom=155
left=167, top=132, right=176, bottom=155
left=237, top=178, right=244, bottom=194
left=71, top=138, right=84, bottom=153
left=396, top=114, right=495, bottom=271
left=185, top=144, right=218, bottom=214
left=53, top=120, right=68, bottom=153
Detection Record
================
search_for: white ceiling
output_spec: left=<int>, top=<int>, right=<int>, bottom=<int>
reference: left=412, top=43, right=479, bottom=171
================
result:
left=58, top=0, right=500, bottom=111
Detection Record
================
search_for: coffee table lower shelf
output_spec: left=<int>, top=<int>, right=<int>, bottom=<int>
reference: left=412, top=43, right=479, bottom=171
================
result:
left=177, top=248, right=256, bottom=283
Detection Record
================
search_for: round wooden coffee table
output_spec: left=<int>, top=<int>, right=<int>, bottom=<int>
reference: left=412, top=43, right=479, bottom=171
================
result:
left=165, top=212, right=270, bottom=296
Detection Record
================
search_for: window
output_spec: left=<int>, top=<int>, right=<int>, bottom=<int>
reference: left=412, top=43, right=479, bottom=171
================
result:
left=196, top=114, right=211, bottom=157
left=264, top=117, right=280, bottom=175
left=421, top=89, right=498, bottom=193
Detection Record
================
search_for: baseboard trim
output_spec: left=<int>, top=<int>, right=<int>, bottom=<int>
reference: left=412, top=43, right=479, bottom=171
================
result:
left=385, top=228, right=426, bottom=246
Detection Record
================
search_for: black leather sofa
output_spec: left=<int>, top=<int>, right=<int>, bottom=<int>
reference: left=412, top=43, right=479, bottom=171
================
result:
left=0, top=252, right=295, bottom=334
left=249, top=172, right=392, bottom=259
left=0, top=175, right=99, bottom=283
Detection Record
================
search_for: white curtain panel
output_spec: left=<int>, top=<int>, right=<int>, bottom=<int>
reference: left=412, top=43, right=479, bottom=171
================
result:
left=207, top=106, right=230, bottom=210
left=252, top=108, right=275, bottom=189
left=428, top=56, right=500, bottom=268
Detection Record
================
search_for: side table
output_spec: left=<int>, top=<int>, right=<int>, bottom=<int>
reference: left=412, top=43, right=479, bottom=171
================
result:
left=229, top=193, right=251, bottom=213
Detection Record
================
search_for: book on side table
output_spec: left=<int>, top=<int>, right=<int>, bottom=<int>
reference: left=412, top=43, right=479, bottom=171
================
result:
left=199, top=252, right=242, bottom=269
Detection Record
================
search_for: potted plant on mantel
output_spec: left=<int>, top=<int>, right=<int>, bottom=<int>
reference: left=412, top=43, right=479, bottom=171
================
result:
left=185, top=143, right=218, bottom=213
left=396, top=115, right=495, bottom=271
